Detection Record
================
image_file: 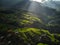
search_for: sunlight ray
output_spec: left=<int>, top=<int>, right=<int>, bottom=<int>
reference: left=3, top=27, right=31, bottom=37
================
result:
left=30, top=0, right=48, bottom=3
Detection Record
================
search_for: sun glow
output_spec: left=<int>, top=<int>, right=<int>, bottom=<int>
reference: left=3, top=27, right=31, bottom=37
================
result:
left=33, top=0, right=42, bottom=2
left=31, top=0, right=47, bottom=3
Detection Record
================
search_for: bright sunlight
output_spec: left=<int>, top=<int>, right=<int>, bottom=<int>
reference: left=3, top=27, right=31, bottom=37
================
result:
left=31, top=0, right=48, bottom=3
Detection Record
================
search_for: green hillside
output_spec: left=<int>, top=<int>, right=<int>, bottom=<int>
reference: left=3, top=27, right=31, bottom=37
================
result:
left=0, top=8, right=60, bottom=45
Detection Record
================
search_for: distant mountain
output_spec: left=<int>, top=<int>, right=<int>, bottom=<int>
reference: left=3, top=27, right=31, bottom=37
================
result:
left=1, top=0, right=30, bottom=8
left=42, top=1, right=60, bottom=11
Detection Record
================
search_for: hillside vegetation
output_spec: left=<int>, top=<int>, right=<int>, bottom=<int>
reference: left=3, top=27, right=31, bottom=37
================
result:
left=0, top=8, right=60, bottom=45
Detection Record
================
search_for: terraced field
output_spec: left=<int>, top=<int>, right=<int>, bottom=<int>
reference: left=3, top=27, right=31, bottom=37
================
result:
left=0, top=8, right=60, bottom=45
